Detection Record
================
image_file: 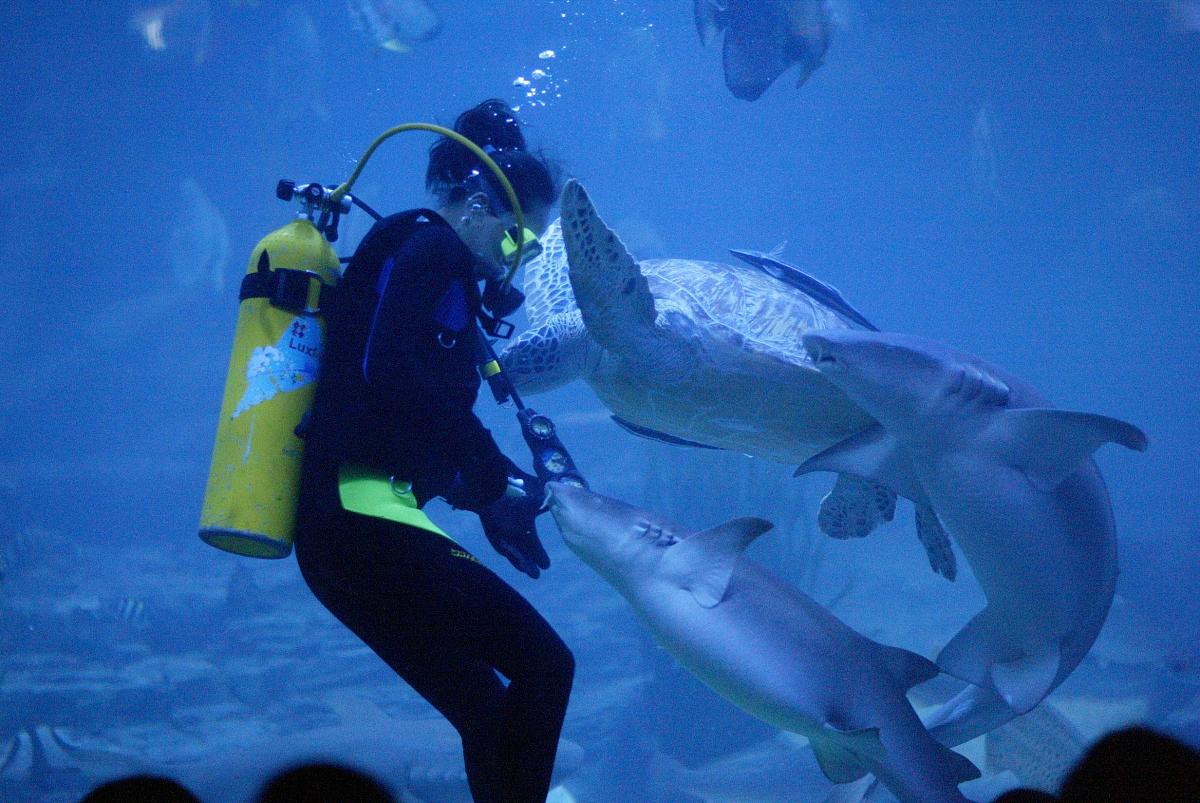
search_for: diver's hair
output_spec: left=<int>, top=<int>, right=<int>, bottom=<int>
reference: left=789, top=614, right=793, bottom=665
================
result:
left=426, top=99, right=560, bottom=213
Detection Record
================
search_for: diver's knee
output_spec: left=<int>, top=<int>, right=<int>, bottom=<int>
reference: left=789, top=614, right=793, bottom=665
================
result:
left=544, top=636, right=575, bottom=687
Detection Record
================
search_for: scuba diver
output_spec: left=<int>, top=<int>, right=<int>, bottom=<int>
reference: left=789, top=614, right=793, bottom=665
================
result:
left=293, top=100, right=574, bottom=803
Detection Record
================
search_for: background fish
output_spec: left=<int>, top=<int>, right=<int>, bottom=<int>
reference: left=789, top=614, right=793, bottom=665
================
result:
left=130, top=0, right=212, bottom=65
left=347, top=0, right=441, bottom=53
left=266, top=4, right=330, bottom=127
left=695, top=0, right=832, bottom=100
left=166, top=178, right=230, bottom=292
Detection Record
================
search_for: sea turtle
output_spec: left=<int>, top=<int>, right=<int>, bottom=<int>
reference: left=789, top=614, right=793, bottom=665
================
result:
left=500, top=180, right=955, bottom=578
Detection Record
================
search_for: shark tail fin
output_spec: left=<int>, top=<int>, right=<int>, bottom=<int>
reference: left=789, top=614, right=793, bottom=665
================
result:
left=812, top=727, right=884, bottom=785
left=874, top=643, right=940, bottom=691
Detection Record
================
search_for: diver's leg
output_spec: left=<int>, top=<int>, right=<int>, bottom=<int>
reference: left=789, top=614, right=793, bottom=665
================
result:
left=295, top=491, right=570, bottom=803
left=366, top=540, right=574, bottom=803
left=295, top=518, right=504, bottom=799
left=459, top=567, right=575, bottom=802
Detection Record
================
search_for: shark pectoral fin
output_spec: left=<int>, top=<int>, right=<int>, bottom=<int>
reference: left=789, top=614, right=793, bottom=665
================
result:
left=874, top=643, right=939, bottom=691
left=813, top=727, right=885, bottom=784
left=999, top=409, right=1149, bottom=492
left=989, top=642, right=1061, bottom=714
left=795, top=425, right=929, bottom=506
left=667, top=517, right=773, bottom=607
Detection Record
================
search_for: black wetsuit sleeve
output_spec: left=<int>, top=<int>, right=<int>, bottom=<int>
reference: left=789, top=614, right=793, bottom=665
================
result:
left=360, top=224, right=509, bottom=509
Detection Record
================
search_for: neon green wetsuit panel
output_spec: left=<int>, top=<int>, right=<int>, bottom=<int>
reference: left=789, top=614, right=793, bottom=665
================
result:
left=337, top=464, right=452, bottom=541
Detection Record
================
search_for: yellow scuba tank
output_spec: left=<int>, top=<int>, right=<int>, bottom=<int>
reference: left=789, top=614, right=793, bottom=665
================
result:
left=199, top=215, right=340, bottom=558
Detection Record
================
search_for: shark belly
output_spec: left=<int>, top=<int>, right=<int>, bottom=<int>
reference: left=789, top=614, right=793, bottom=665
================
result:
left=632, top=570, right=837, bottom=735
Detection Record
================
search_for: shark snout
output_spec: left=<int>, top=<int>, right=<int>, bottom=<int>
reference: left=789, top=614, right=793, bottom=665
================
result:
left=545, top=481, right=597, bottom=542
left=546, top=481, right=583, bottom=509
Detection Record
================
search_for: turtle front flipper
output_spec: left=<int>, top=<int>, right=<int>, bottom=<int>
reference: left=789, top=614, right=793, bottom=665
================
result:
left=500, top=309, right=601, bottom=394
left=560, top=179, right=694, bottom=381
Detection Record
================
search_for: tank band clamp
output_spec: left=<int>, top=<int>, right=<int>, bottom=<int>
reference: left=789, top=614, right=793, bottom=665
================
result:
left=240, top=268, right=332, bottom=315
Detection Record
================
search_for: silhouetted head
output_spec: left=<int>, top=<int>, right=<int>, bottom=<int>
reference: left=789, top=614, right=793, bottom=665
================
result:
left=81, top=774, right=200, bottom=802
left=1059, top=726, right=1200, bottom=802
left=993, top=790, right=1057, bottom=803
left=255, top=762, right=394, bottom=803
left=427, top=99, right=560, bottom=275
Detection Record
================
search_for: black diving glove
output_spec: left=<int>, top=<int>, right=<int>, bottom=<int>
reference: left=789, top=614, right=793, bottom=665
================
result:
left=478, top=471, right=550, bottom=579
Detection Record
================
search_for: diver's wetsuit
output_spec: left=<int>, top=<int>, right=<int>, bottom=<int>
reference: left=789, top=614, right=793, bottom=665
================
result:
left=294, top=211, right=574, bottom=803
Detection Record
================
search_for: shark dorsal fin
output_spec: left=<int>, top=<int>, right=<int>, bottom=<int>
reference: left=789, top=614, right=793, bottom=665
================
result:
left=997, top=409, right=1148, bottom=491
left=795, top=424, right=930, bottom=506
left=664, top=517, right=772, bottom=608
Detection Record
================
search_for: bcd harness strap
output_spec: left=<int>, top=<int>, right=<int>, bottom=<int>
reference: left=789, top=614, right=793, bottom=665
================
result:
left=336, top=464, right=452, bottom=540
left=238, top=209, right=449, bottom=314
left=239, top=250, right=334, bottom=314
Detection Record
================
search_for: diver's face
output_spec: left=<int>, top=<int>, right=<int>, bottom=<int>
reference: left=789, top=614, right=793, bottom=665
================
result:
left=452, top=192, right=548, bottom=280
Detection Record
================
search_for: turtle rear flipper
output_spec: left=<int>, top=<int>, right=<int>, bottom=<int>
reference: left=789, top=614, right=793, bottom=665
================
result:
left=915, top=502, right=957, bottom=581
left=817, top=474, right=896, bottom=540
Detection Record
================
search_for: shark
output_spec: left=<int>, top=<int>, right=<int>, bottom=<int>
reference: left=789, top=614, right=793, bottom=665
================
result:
left=546, top=482, right=981, bottom=803
left=796, top=330, right=1147, bottom=746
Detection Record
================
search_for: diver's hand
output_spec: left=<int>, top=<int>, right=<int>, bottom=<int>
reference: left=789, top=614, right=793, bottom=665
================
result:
left=479, top=476, right=550, bottom=579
